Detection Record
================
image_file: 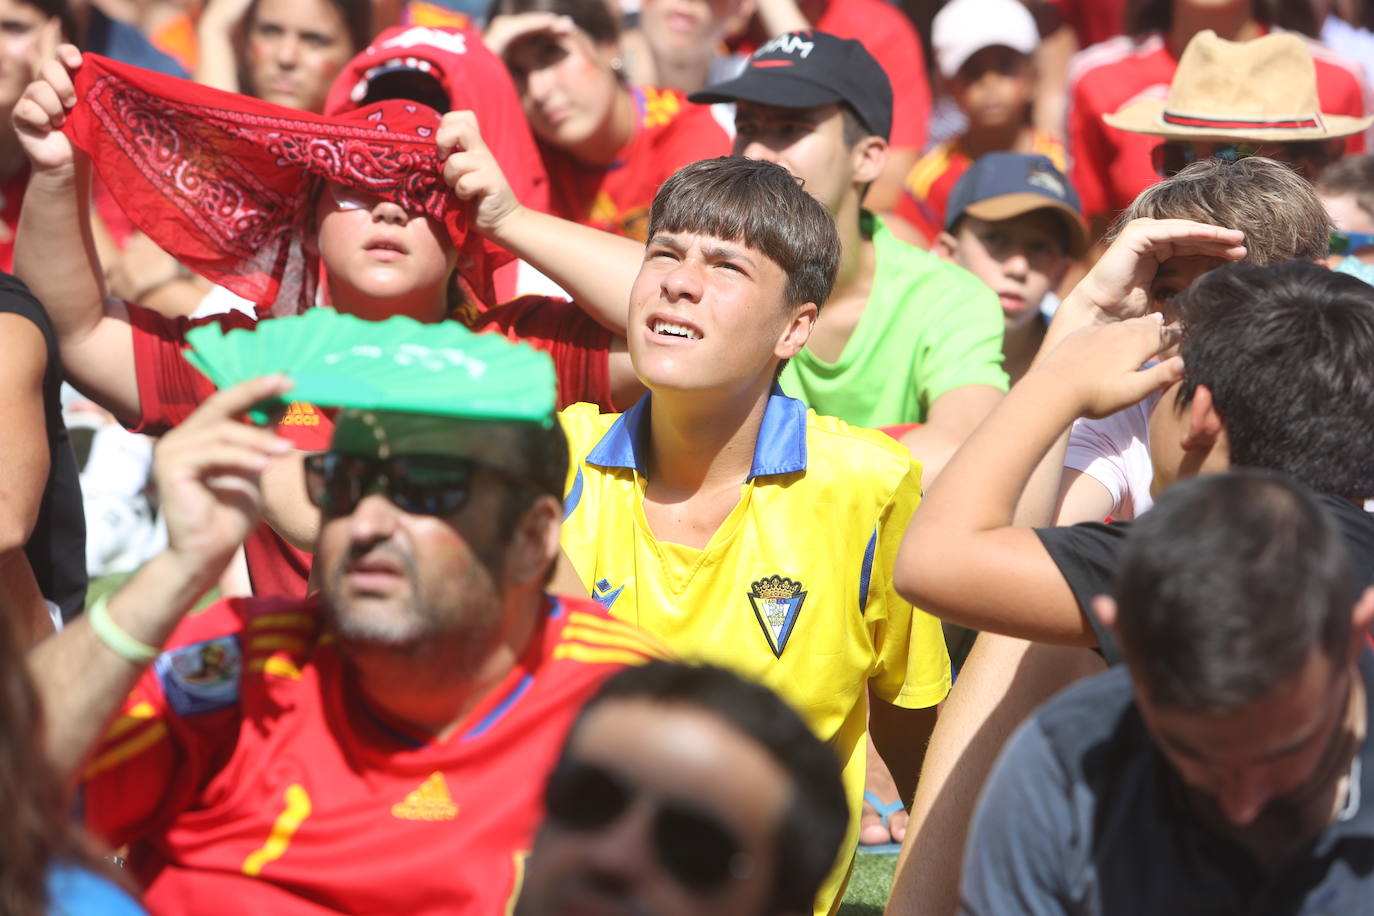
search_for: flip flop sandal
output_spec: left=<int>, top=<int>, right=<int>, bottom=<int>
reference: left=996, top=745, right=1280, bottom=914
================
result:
left=858, top=790, right=904, bottom=855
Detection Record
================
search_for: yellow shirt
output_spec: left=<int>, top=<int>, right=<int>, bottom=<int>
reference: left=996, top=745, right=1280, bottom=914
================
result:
left=559, top=391, right=950, bottom=913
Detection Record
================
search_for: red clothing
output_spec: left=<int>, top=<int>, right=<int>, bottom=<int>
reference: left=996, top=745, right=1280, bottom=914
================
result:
left=1067, top=31, right=1373, bottom=221
left=1045, top=0, right=1126, bottom=50
left=128, top=301, right=615, bottom=597
left=84, top=594, right=662, bottom=915
left=811, top=0, right=931, bottom=152
left=472, top=296, right=616, bottom=410
left=543, top=86, right=730, bottom=240
left=895, top=129, right=1068, bottom=244
left=0, top=165, right=27, bottom=272
left=129, top=306, right=320, bottom=599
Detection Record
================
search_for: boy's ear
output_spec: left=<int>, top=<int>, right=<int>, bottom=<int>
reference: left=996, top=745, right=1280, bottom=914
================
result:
left=932, top=231, right=960, bottom=262
left=774, top=301, right=818, bottom=359
left=1180, top=384, right=1224, bottom=450
left=851, top=134, right=887, bottom=186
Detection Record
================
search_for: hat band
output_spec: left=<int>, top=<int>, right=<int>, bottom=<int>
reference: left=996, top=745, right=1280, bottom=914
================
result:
left=1161, top=109, right=1324, bottom=131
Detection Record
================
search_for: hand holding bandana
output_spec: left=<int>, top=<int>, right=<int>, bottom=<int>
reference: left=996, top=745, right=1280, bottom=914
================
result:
left=63, top=53, right=511, bottom=317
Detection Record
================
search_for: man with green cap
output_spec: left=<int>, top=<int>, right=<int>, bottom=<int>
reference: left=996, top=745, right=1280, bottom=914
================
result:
left=25, top=320, right=664, bottom=914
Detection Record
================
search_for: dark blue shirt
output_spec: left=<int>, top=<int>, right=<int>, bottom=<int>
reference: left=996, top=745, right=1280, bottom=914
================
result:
left=961, top=653, right=1374, bottom=915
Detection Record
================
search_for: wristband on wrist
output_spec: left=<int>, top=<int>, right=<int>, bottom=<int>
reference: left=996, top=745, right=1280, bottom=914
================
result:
left=87, top=594, right=160, bottom=664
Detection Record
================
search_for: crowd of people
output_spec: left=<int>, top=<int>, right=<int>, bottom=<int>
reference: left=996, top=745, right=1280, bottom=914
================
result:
left=3, top=0, right=1374, bottom=914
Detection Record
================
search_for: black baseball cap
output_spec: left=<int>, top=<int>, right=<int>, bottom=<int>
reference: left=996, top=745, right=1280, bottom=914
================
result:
left=689, top=31, right=892, bottom=141
left=944, top=152, right=1089, bottom=257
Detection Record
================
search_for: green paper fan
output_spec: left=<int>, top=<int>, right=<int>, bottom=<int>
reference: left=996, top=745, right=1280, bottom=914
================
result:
left=183, top=310, right=557, bottom=427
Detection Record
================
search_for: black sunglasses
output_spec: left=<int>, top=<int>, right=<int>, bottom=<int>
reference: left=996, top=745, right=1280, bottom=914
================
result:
left=543, top=759, right=751, bottom=893
left=303, top=452, right=533, bottom=517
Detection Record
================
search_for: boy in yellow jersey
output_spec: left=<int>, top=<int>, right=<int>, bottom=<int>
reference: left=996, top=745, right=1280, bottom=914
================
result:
left=552, top=156, right=951, bottom=915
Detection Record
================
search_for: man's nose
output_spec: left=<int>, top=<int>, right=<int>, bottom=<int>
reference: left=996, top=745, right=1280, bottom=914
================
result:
left=1214, top=767, right=1274, bottom=827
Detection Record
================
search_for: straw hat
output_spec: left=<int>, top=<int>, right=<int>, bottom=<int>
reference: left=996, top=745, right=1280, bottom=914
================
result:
left=1104, top=30, right=1374, bottom=141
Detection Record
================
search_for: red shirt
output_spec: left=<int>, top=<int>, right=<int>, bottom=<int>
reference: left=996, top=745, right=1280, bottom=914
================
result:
left=127, top=301, right=615, bottom=597
left=0, top=165, right=27, bottom=272
left=84, top=594, right=663, bottom=915
left=543, top=86, right=731, bottom=240
left=811, top=0, right=931, bottom=152
left=1067, top=31, right=1373, bottom=221
left=895, top=129, right=1068, bottom=244
left=1046, top=0, right=1127, bottom=50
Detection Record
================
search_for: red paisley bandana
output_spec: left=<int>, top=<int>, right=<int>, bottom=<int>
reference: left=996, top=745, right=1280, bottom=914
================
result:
left=64, top=53, right=509, bottom=317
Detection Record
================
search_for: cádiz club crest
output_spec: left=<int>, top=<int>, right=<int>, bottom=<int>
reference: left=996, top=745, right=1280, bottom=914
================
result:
left=748, top=575, right=807, bottom=658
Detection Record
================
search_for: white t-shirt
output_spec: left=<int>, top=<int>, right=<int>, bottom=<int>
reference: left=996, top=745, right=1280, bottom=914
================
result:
left=1062, top=392, right=1161, bottom=521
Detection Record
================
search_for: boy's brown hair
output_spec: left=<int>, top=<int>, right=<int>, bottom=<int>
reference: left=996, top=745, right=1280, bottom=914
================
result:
left=1110, top=157, right=1331, bottom=265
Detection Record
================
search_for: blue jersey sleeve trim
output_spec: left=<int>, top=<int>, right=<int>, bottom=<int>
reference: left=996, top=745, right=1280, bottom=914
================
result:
left=858, top=527, right=877, bottom=615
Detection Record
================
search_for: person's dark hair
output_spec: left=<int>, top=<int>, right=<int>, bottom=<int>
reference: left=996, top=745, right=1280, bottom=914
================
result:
left=245, top=0, right=372, bottom=59
left=1113, top=470, right=1358, bottom=710
left=1125, top=0, right=1317, bottom=38
left=647, top=157, right=840, bottom=311
left=1110, top=157, right=1332, bottom=265
left=0, top=612, right=124, bottom=914
left=567, top=661, right=849, bottom=915
left=1316, top=153, right=1374, bottom=222
left=486, top=0, right=620, bottom=46
left=492, top=418, right=569, bottom=570
left=839, top=103, right=872, bottom=148
left=1173, top=260, right=1374, bottom=501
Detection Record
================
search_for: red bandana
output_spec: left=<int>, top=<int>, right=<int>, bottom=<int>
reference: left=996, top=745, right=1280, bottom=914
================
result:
left=64, top=54, right=509, bottom=317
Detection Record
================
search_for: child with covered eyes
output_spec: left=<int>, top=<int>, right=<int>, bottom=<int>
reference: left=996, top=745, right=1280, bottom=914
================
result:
left=14, top=46, right=646, bottom=599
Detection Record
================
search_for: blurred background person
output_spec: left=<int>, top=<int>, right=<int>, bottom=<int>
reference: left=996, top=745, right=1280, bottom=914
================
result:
left=894, top=0, right=1066, bottom=247
left=516, top=662, right=849, bottom=916
left=193, top=0, right=370, bottom=112
left=1318, top=152, right=1374, bottom=274
left=1067, top=0, right=1368, bottom=236
left=0, top=604, right=146, bottom=915
left=0, top=0, right=69, bottom=272
left=619, top=0, right=753, bottom=94
left=484, top=0, right=729, bottom=240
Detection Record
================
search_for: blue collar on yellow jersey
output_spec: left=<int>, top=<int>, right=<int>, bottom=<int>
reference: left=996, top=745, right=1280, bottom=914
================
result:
left=585, top=384, right=809, bottom=480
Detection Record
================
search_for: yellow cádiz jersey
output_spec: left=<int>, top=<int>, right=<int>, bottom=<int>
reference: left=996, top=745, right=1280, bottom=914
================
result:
left=559, top=391, right=951, bottom=914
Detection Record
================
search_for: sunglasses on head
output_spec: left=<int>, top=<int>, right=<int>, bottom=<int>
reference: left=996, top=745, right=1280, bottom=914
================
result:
left=1329, top=229, right=1374, bottom=257
left=327, top=182, right=425, bottom=218
left=1151, top=140, right=1335, bottom=177
left=303, top=452, right=533, bottom=517
left=543, top=758, right=752, bottom=893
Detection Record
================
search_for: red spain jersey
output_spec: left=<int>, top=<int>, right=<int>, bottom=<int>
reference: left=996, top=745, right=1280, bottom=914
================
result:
left=1067, top=30, right=1372, bottom=222
left=83, top=594, right=667, bottom=915
left=543, top=86, right=731, bottom=240
left=127, top=300, right=617, bottom=596
left=894, top=129, right=1067, bottom=245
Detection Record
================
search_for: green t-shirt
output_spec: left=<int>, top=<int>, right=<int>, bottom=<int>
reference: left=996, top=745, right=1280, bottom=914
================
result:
left=779, top=212, right=1008, bottom=426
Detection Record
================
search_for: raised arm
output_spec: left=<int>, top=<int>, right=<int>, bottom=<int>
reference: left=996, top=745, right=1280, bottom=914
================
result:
left=440, top=110, right=642, bottom=334
left=29, top=376, right=293, bottom=782
left=1010, top=218, right=1246, bottom=526
left=893, top=315, right=1186, bottom=645
left=13, top=45, right=140, bottom=422
left=192, top=0, right=255, bottom=93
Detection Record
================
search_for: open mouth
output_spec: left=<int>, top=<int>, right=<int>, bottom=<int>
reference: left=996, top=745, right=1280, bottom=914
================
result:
left=365, top=239, right=408, bottom=258
left=651, top=319, right=702, bottom=340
